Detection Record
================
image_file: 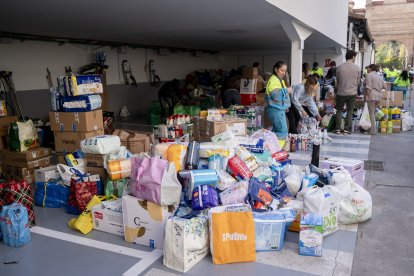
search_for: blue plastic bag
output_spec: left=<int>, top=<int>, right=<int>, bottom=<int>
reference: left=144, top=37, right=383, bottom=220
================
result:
left=35, top=181, right=70, bottom=208
left=245, top=177, right=274, bottom=212
left=0, top=203, right=31, bottom=247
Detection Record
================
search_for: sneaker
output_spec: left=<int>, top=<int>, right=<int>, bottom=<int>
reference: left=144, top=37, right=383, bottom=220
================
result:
left=343, top=130, right=351, bottom=135
left=334, top=130, right=341, bottom=134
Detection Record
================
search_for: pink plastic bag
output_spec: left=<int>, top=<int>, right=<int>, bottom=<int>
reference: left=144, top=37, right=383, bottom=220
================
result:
left=135, top=157, right=181, bottom=206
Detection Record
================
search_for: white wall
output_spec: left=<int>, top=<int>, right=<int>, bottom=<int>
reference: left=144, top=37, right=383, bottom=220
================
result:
left=0, top=40, right=219, bottom=91
left=266, top=0, right=349, bottom=47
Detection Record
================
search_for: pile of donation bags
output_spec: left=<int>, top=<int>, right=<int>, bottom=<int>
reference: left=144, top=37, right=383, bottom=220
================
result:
left=28, top=128, right=372, bottom=273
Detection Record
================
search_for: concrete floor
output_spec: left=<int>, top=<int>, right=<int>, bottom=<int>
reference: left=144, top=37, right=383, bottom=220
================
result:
left=351, top=102, right=414, bottom=276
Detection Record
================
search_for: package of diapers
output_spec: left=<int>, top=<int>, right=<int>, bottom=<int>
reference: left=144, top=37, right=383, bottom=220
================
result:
left=81, top=135, right=121, bottom=154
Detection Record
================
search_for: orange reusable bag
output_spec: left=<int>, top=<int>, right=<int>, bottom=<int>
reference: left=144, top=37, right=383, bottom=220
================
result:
left=209, top=204, right=256, bottom=264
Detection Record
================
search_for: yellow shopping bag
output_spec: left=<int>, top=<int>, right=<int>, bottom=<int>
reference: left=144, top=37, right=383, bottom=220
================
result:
left=210, top=205, right=256, bottom=264
left=69, top=195, right=106, bottom=235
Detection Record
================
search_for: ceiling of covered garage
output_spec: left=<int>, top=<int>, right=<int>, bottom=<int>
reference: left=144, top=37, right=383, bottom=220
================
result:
left=0, top=0, right=338, bottom=52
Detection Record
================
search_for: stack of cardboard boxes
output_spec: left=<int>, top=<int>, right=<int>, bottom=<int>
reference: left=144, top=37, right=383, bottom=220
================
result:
left=240, top=67, right=265, bottom=106
left=1, top=147, right=52, bottom=184
left=49, top=110, right=107, bottom=180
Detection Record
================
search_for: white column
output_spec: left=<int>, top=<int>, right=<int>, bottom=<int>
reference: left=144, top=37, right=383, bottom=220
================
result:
left=291, top=40, right=303, bottom=86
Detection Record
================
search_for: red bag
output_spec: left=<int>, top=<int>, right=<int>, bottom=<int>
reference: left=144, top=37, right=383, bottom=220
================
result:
left=272, top=150, right=289, bottom=162
left=67, top=175, right=98, bottom=215
left=1, top=180, right=36, bottom=226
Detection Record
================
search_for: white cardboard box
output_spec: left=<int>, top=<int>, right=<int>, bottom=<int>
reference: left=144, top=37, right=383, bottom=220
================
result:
left=320, top=157, right=364, bottom=176
left=121, top=195, right=175, bottom=249
left=92, top=203, right=124, bottom=236
left=240, top=78, right=258, bottom=94
left=34, top=165, right=61, bottom=183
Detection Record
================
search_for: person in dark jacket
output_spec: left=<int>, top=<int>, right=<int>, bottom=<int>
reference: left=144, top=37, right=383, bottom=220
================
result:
left=158, top=79, right=181, bottom=120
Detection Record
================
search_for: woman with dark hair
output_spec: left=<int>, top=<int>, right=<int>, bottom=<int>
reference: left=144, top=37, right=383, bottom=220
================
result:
left=393, top=70, right=411, bottom=99
left=364, top=64, right=387, bottom=135
left=321, top=68, right=336, bottom=100
left=266, top=61, right=292, bottom=138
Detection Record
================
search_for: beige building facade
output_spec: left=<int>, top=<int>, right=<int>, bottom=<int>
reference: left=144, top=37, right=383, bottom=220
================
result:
left=364, top=0, right=414, bottom=66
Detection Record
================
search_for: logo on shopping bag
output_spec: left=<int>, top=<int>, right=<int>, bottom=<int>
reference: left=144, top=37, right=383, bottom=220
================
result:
left=222, top=232, right=248, bottom=242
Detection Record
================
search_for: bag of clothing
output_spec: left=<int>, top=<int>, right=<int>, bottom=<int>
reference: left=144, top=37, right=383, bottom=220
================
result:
left=135, top=157, right=181, bottom=206
left=8, top=120, right=39, bottom=152
left=192, top=185, right=219, bottom=211
left=61, top=94, right=102, bottom=112
left=0, top=203, right=31, bottom=247
left=209, top=204, right=256, bottom=264
left=34, top=180, right=70, bottom=208
left=1, top=180, right=35, bottom=226
left=163, top=213, right=209, bottom=272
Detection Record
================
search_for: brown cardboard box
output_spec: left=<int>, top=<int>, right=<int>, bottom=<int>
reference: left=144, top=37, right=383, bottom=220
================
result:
left=193, top=117, right=247, bottom=142
left=380, top=91, right=404, bottom=107
left=242, top=67, right=259, bottom=79
left=2, top=165, right=38, bottom=184
left=54, top=129, right=104, bottom=153
left=240, top=78, right=258, bottom=94
left=392, top=120, right=401, bottom=133
left=113, top=129, right=151, bottom=154
left=49, top=110, right=103, bottom=132
left=85, top=166, right=108, bottom=182
left=0, top=116, right=18, bottom=136
left=255, top=93, right=266, bottom=105
left=84, top=154, right=106, bottom=167
left=56, top=153, right=66, bottom=164
left=2, top=155, right=53, bottom=169
left=1, top=148, right=51, bottom=164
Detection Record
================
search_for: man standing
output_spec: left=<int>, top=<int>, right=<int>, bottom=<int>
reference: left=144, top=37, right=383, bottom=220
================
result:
left=335, top=50, right=360, bottom=135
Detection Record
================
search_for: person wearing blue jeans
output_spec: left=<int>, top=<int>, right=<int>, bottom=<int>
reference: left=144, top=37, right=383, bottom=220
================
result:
left=266, top=61, right=292, bottom=139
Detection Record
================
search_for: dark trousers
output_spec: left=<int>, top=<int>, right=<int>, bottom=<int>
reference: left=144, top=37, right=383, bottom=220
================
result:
left=222, top=89, right=241, bottom=108
left=286, top=104, right=301, bottom=134
left=335, top=94, right=357, bottom=132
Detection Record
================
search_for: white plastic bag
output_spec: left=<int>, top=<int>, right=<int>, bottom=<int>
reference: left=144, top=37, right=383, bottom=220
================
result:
left=304, top=185, right=341, bottom=237
left=402, top=111, right=414, bottom=131
left=359, top=103, right=371, bottom=130
left=57, top=164, right=85, bottom=185
left=284, top=165, right=304, bottom=197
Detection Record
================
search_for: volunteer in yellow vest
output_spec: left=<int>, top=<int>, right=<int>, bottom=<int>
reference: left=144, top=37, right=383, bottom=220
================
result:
left=386, top=65, right=399, bottom=82
left=310, top=62, right=324, bottom=78
left=266, top=61, right=292, bottom=139
left=393, top=70, right=411, bottom=99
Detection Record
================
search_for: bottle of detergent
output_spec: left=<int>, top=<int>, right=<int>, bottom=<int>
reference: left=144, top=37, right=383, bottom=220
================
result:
left=387, top=120, right=393, bottom=134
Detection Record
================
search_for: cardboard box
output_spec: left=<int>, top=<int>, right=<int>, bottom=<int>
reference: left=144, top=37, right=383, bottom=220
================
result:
left=92, top=203, right=124, bottom=236
left=54, top=129, right=104, bottom=153
left=56, top=153, right=66, bottom=165
left=2, top=165, right=35, bottom=184
left=35, top=165, right=60, bottom=182
left=84, top=154, right=106, bottom=167
left=240, top=78, right=258, bottom=94
left=1, top=148, right=51, bottom=164
left=113, top=130, right=151, bottom=154
left=193, top=117, right=248, bottom=142
left=85, top=166, right=107, bottom=182
left=0, top=116, right=18, bottom=136
left=122, top=195, right=175, bottom=249
left=2, top=154, right=52, bottom=169
left=49, top=110, right=103, bottom=132
left=320, top=157, right=364, bottom=176
left=392, top=120, right=401, bottom=133
left=255, top=93, right=266, bottom=105
left=380, top=91, right=403, bottom=107
left=242, top=67, right=259, bottom=79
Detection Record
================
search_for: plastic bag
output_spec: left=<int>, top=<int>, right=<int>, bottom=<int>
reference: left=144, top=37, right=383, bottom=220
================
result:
left=8, top=120, right=39, bottom=152
left=359, top=103, right=371, bottom=130
left=0, top=203, right=31, bottom=247
left=337, top=181, right=372, bottom=224
left=402, top=111, right=414, bottom=131
left=284, top=165, right=304, bottom=197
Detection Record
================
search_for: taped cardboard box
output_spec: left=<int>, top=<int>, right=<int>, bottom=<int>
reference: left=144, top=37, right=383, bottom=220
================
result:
left=392, top=120, right=401, bottom=133
left=0, top=116, right=18, bottom=136
left=193, top=117, right=247, bottom=142
left=49, top=110, right=103, bottom=132
left=85, top=166, right=108, bottom=182
left=380, top=91, right=403, bottom=107
left=240, top=78, right=258, bottom=94
left=2, top=165, right=35, bottom=184
left=242, top=67, right=259, bottom=79
left=113, top=129, right=151, bottom=154
left=122, top=195, right=175, bottom=249
left=54, top=128, right=104, bottom=153
left=84, top=154, right=106, bottom=167
left=92, top=203, right=124, bottom=236
left=2, top=155, right=52, bottom=169
left=1, top=148, right=51, bottom=164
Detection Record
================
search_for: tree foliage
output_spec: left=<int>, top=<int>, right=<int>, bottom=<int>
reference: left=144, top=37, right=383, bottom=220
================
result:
left=375, top=41, right=407, bottom=69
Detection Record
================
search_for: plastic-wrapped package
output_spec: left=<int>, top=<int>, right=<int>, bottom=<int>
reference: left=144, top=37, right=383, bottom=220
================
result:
left=217, top=170, right=236, bottom=191
left=192, top=185, right=219, bottom=211
left=219, top=181, right=249, bottom=206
